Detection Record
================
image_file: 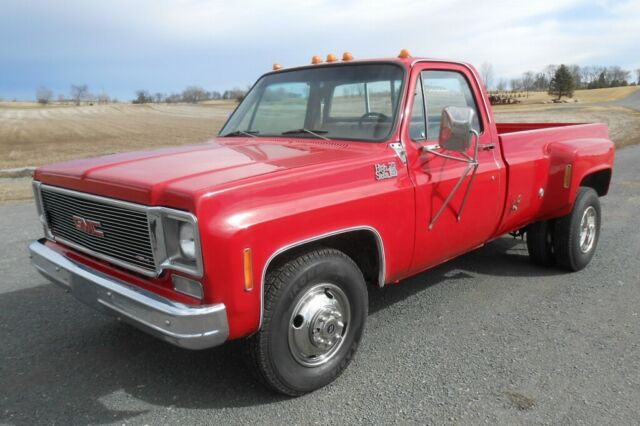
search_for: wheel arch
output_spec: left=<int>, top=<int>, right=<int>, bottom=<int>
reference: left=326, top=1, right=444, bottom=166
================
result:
left=259, top=226, right=385, bottom=328
left=579, top=168, right=612, bottom=197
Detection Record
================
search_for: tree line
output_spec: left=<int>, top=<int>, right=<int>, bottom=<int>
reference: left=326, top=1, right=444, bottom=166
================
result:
left=482, top=62, right=640, bottom=96
left=33, top=84, right=248, bottom=105
left=29, top=64, right=640, bottom=106
left=35, top=84, right=113, bottom=105
left=132, top=86, right=248, bottom=104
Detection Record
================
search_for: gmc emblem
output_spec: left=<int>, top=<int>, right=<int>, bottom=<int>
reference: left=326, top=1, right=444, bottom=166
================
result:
left=72, top=215, right=104, bottom=237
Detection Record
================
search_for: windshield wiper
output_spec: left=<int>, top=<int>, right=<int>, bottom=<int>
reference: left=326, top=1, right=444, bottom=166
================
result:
left=281, top=128, right=330, bottom=140
left=221, top=130, right=259, bottom=138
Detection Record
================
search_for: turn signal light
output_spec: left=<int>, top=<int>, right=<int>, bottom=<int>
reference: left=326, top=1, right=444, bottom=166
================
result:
left=326, top=53, right=337, bottom=63
left=273, top=63, right=282, bottom=71
left=398, top=48, right=411, bottom=58
left=311, top=55, right=322, bottom=64
left=243, top=248, right=254, bottom=291
left=172, top=275, right=204, bottom=300
left=342, top=51, right=354, bottom=61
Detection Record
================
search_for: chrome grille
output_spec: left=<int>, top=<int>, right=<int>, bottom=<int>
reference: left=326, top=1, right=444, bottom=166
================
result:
left=40, top=186, right=156, bottom=275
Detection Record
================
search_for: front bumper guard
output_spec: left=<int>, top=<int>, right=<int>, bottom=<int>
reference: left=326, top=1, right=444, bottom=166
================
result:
left=29, top=240, right=229, bottom=350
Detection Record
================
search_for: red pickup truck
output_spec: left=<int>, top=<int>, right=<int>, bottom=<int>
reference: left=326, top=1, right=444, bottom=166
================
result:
left=29, top=51, right=614, bottom=396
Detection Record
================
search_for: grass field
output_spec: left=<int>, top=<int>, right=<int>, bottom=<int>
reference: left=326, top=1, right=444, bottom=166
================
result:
left=1, top=88, right=638, bottom=201
left=0, top=101, right=236, bottom=170
left=492, top=86, right=640, bottom=106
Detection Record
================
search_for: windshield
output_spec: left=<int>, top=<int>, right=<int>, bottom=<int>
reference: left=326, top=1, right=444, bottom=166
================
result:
left=220, top=63, right=404, bottom=142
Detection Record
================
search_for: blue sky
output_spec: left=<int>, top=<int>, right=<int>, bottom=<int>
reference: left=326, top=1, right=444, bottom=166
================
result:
left=1, top=0, right=639, bottom=101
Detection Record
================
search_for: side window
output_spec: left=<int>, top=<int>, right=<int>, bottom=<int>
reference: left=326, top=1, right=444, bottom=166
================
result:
left=421, top=70, right=482, bottom=139
left=410, top=77, right=426, bottom=141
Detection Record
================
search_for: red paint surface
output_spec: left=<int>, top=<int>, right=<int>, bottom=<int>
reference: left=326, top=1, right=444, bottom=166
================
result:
left=33, top=57, right=615, bottom=339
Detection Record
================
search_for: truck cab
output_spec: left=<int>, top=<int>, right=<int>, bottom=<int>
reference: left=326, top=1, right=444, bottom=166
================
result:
left=29, top=50, right=614, bottom=396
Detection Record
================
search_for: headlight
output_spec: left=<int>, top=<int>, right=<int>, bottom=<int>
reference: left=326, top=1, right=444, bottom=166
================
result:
left=178, top=222, right=196, bottom=260
left=147, top=208, right=203, bottom=277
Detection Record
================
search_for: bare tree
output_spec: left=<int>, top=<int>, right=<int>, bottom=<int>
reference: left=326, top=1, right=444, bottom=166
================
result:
left=165, top=93, right=181, bottom=103
left=133, top=90, right=153, bottom=104
left=544, top=65, right=558, bottom=86
left=521, top=71, right=535, bottom=97
left=70, top=84, right=89, bottom=105
left=36, top=86, right=53, bottom=104
left=96, top=92, right=111, bottom=104
left=607, top=66, right=630, bottom=86
left=636, top=69, right=640, bottom=85
left=182, top=86, right=207, bottom=103
left=510, top=78, right=523, bottom=91
left=581, top=65, right=599, bottom=87
left=567, top=65, right=582, bottom=88
left=154, top=92, right=165, bottom=103
left=480, top=62, right=494, bottom=90
left=496, top=78, right=507, bottom=91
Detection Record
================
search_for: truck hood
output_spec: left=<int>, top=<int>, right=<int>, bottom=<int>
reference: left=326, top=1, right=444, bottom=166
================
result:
left=34, top=138, right=367, bottom=210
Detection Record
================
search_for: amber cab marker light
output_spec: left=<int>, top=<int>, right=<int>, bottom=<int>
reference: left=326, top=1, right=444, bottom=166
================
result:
left=311, top=55, right=322, bottom=64
left=273, top=63, right=282, bottom=71
left=326, top=53, right=337, bottom=63
left=342, top=51, right=354, bottom=61
left=398, top=48, right=411, bottom=58
left=243, top=248, right=254, bottom=291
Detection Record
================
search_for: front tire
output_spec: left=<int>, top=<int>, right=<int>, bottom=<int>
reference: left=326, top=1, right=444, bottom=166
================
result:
left=553, top=187, right=601, bottom=271
left=246, top=248, right=368, bottom=396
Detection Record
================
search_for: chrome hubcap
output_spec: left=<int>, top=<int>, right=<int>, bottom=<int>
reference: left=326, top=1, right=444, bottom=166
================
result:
left=288, top=283, right=350, bottom=367
left=579, top=206, right=597, bottom=253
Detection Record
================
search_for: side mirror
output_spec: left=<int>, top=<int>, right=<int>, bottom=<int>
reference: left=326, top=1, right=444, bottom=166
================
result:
left=438, top=106, right=475, bottom=152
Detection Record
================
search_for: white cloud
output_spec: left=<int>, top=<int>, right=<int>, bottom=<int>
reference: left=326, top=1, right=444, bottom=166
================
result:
left=110, top=0, right=640, bottom=76
left=2, top=0, right=639, bottom=93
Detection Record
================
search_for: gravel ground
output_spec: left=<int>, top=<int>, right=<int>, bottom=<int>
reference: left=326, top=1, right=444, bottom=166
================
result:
left=1, top=146, right=639, bottom=425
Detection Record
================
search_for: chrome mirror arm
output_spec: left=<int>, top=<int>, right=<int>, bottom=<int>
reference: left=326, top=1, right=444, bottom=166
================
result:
left=426, top=130, right=480, bottom=230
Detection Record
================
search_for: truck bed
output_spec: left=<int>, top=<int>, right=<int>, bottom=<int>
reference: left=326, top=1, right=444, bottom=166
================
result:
left=496, top=122, right=581, bottom=135
left=494, top=122, right=613, bottom=236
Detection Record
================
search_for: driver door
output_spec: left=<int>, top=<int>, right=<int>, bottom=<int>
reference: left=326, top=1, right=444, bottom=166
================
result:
left=407, top=65, right=504, bottom=273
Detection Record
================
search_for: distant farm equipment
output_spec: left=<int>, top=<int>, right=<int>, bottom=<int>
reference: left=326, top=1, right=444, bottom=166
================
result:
left=488, top=91, right=524, bottom=105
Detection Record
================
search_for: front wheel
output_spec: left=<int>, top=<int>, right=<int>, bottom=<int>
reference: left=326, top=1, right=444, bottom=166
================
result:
left=553, top=187, right=601, bottom=271
left=245, top=248, right=368, bottom=396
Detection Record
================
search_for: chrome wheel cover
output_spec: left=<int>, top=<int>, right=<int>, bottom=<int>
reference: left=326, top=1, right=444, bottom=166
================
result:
left=288, top=283, right=351, bottom=367
left=579, top=206, right=597, bottom=253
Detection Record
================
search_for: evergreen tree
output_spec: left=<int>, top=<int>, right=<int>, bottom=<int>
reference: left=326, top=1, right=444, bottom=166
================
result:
left=548, top=64, right=575, bottom=100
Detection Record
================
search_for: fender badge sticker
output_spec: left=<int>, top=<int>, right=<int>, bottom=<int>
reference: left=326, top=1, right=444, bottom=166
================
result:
left=375, top=162, right=398, bottom=180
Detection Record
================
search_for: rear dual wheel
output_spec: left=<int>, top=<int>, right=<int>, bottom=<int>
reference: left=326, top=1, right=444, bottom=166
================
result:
left=527, top=187, right=601, bottom=271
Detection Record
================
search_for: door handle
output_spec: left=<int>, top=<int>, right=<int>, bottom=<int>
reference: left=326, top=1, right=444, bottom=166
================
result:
left=480, top=143, right=496, bottom=151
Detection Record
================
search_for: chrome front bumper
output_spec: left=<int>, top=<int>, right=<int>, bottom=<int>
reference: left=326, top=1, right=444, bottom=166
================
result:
left=29, top=240, right=229, bottom=350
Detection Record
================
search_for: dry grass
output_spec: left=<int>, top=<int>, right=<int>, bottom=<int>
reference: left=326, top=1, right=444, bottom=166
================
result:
left=1, top=90, right=638, bottom=201
left=495, top=86, right=640, bottom=106
left=494, top=104, right=640, bottom=149
left=0, top=101, right=236, bottom=170
left=0, top=101, right=237, bottom=201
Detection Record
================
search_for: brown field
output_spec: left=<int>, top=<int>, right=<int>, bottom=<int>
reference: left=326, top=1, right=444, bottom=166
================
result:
left=0, top=101, right=237, bottom=170
left=493, top=86, right=640, bottom=105
left=494, top=104, right=640, bottom=149
left=1, top=88, right=639, bottom=201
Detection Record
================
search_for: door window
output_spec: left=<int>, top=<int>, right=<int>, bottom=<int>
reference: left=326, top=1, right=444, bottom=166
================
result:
left=409, top=77, right=426, bottom=141
left=420, top=70, right=482, bottom=140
